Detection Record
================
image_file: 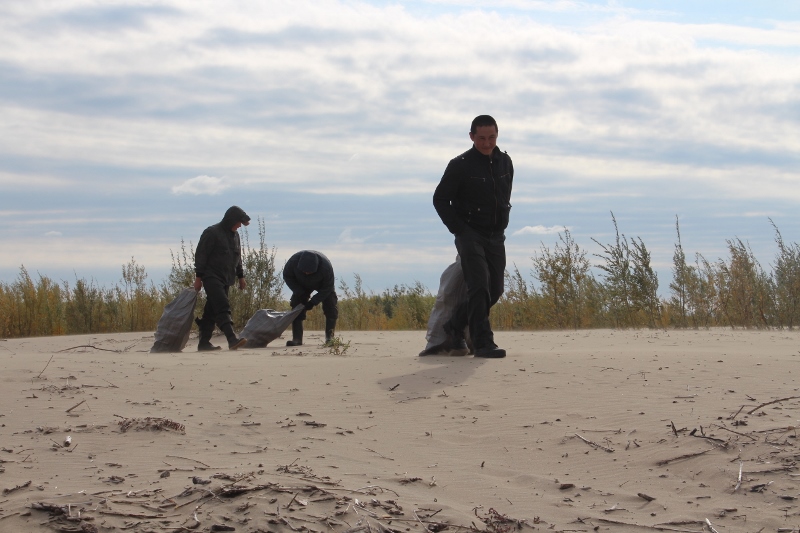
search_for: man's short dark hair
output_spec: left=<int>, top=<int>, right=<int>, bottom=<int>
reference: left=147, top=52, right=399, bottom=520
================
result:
left=471, top=115, right=498, bottom=134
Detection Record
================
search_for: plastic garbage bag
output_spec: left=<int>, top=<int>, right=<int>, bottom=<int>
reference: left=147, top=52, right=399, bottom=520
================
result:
left=150, top=288, right=198, bottom=353
left=422, top=256, right=469, bottom=352
left=241, top=305, right=305, bottom=348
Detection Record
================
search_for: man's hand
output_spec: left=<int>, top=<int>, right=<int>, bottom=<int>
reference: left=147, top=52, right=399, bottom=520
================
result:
left=239, top=277, right=247, bottom=291
left=193, top=277, right=203, bottom=292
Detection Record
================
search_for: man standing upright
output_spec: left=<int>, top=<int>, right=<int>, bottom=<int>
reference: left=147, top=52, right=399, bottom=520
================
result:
left=433, top=115, right=513, bottom=358
left=282, top=250, right=338, bottom=347
left=194, top=205, right=251, bottom=351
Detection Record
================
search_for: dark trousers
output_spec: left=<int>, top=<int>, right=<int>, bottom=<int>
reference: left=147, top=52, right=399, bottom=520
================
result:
left=197, top=277, right=233, bottom=338
left=449, top=229, right=505, bottom=349
left=290, top=292, right=339, bottom=326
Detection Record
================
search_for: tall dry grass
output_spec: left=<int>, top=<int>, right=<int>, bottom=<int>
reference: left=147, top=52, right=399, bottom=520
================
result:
left=2, top=213, right=800, bottom=338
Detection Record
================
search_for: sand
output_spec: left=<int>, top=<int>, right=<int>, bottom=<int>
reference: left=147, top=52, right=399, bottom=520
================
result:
left=1, top=328, right=799, bottom=533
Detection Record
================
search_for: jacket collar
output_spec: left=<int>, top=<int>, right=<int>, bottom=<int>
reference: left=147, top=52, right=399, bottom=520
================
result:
left=469, top=145, right=501, bottom=160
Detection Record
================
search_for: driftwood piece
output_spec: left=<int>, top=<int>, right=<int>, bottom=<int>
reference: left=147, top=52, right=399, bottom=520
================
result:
left=3, top=480, right=31, bottom=495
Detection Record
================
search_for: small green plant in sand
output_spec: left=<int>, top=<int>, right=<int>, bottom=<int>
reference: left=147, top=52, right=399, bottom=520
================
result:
left=324, top=336, right=351, bottom=356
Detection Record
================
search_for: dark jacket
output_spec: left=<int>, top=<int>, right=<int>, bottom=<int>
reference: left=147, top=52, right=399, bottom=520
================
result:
left=194, top=206, right=247, bottom=286
left=283, top=250, right=335, bottom=306
left=433, top=146, right=513, bottom=236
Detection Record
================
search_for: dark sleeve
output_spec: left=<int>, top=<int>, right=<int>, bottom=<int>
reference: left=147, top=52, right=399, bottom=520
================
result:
left=235, top=233, right=244, bottom=279
left=194, top=228, right=211, bottom=278
left=508, top=155, right=514, bottom=200
left=309, top=262, right=335, bottom=306
left=432, top=159, right=466, bottom=235
left=282, top=255, right=302, bottom=295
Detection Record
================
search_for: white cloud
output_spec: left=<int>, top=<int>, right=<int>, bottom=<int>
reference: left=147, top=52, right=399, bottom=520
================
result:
left=171, top=175, right=230, bottom=196
left=513, top=225, right=568, bottom=236
left=337, top=228, right=369, bottom=244
left=44, top=231, right=62, bottom=237
left=2, top=0, right=800, bottom=291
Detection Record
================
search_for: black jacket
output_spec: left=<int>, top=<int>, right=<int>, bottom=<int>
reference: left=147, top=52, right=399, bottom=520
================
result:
left=283, top=250, right=335, bottom=306
left=194, top=207, right=246, bottom=286
left=433, top=146, right=513, bottom=236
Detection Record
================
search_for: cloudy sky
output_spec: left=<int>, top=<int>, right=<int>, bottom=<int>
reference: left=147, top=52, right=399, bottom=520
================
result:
left=2, top=0, right=799, bottom=297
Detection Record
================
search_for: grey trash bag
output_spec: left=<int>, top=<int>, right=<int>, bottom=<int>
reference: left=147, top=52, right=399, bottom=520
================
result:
left=422, top=256, right=469, bottom=352
left=150, top=288, right=198, bottom=353
left=241, top=305, right=305, bottom=348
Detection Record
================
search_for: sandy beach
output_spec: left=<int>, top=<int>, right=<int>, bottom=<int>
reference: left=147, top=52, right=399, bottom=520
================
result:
left=1, top=328, right=799, bottom=533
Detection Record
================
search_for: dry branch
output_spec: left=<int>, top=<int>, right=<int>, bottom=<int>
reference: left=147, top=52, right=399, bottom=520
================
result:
left=575, top=433, right=614, bottom=453
left=747, top=395, right=800, bottom=415
left=66, top=399, right=87, bottom=413
left=37, top=354, right=54, bottom=378
left=656, top=449, right=711, bottom=466
left=711, top=424, right=757, bottom=441
left=57, top=344, right=122, bottom=353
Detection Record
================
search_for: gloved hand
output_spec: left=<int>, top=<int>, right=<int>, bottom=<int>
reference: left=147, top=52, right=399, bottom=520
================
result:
left=304, top=301, right=315, bottom=311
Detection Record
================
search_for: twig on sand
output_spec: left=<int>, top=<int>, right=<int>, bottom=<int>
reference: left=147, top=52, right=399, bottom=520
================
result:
left=37, top=355, right=54, bottom=378
left=591, top=516, right=705, bottom=532
left=575, top=433, right=614, bottom=453
left=705, top=518, right=720, bottom=533
left=57, top=344, right=122, bottom=353
left=711, top=424, right=757, bottom=441
left=688, top=432, right=728, bottom=447
left=166, top=455, right=211, bottom=468
left=744, top=465, right=797, bottom=475
left=747, top=396, right=800, bottom=415
left=66, top=399, right=87, bottom=413
left=348, top=485, right=400, bottom=497
left=656, top=449, right=711, bottom=466
left=734, top=461, right=743, bottom=493
left=728, top=405, right=745, bottom=420
left=365, top=448, right=394, bottom=461
left=396, top=396, right=430, bottom=403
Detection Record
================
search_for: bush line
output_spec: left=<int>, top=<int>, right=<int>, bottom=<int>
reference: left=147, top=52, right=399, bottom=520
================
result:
left=1, top=214, right=799, bottom=338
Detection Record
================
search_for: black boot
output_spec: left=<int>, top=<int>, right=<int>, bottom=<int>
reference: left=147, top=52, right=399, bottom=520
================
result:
left=323, top=317, right=337, bottom=346
left=221, top=323, right=247, bottom=350
left=196, top=318, right=221, bottom=352
left=286, top=320, right=303, bottom=346
left=442, top=322, right=469, bottom=356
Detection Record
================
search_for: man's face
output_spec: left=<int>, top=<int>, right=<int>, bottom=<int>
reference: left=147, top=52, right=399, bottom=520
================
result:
left=469, top=125, right=498, bottom=156
left=231, top=220, right=249, bottom=231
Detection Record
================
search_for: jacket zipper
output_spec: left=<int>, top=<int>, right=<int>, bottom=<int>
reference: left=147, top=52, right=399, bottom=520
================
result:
left=490, top=157, right=497, bottom=228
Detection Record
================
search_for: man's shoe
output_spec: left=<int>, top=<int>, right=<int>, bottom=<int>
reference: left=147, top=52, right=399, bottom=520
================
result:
left=449, top=339, right=469, bottom=357
left=228, top=338, right=247, bottom=350
left=286, top=339, right=303, bottom=347
left=474, top=345, right=506, bottom=358
left=198, top=341, right=222, bottom=352
left=419, top=343, right=448, bottom=356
